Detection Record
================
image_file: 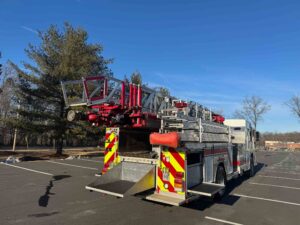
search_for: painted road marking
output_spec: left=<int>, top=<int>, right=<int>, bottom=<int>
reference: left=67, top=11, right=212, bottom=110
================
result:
left=261, top=170, right=300, bottom=175
left=249, top=182, right=300, bottom=190
left=234, top=193, right=300, bottom=206
left=47, top=161, right=98, bottom=170
left=78, top=158, right=102, bottom=163
left=0, top=162, right=53, bottom=176
left=205, top=216, right=243, bottom=225
left=258, top=175, right=300, bottom=181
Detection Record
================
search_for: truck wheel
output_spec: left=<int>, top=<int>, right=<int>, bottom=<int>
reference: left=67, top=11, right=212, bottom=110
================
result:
left=249, top=156, right=255, bottom=177
left=214, top=165, right=227, bottom=199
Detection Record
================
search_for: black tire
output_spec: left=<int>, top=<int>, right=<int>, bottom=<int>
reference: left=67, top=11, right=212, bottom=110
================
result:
left=214, top=165, right=227, bottom=200
left=248, top=156, right=255, bottom=177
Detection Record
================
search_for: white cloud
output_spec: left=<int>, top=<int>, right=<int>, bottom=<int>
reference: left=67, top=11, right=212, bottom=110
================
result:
left=21, top=25, right=38, bottom=34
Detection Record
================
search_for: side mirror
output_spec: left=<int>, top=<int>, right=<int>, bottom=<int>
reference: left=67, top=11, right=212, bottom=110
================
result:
left=255, top=131, right=260, bottom=142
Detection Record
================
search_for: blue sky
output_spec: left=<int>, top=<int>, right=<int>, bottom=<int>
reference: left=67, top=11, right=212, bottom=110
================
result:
left=1, top=0, right=300, bottom=132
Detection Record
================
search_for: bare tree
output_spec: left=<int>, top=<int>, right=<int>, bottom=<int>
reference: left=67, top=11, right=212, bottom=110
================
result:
left=286, top=95, right=300, bottom=120
left=0, top=64, right=17, bottom=145
left=262, top=131, right=300, bottom=143
left=234, top=96, right=271, bottom=130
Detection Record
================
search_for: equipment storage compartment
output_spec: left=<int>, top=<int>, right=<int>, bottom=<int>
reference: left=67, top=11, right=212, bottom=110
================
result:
left=86, top=161, right=155, bottom=198
left=187, top=151, right=224, bottom=197
left=186, top=152, right=203, bottom=188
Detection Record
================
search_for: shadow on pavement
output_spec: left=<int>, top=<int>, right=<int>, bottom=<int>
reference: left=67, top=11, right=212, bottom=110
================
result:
left=39, top=175, right=71, bottom=207
left=20, top=156, right=48, bottom=161
left=28, top=211, right=60, bottom=218
left=185, top=162, right=266, bottom=211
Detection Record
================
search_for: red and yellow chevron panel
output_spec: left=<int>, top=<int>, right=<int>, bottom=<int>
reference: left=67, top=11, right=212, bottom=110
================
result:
left=102, top=127, right=120, bottom=174
left=156, top=148, right=186, bottom=195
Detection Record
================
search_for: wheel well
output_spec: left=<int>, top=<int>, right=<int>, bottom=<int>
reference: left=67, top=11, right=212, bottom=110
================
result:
left=215, top=162, right=226, bottom=182
left=218, top=162, right=225, bottom=171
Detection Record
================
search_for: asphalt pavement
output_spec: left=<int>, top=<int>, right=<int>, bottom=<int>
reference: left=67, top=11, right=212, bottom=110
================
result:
left=1, top=151, right=300, bottom=225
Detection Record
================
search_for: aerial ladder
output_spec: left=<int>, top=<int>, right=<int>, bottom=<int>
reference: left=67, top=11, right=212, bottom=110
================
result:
left=61, top=75, right=256, bottom=205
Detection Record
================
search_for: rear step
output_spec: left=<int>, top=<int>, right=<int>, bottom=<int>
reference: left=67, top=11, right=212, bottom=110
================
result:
left=86, top=161, right=155, bottom=198
left=146, top=193, right=186, bottom=206
left=187, top=182, right=224, bottom=197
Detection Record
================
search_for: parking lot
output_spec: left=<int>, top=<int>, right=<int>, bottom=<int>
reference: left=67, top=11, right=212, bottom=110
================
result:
left=1, top=151, right=300, bottom=225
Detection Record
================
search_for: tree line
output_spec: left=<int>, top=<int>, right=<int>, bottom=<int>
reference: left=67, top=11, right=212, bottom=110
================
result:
left=260, top=132, right=300, bottom=143
left=0, top=23, right=299, bottom=154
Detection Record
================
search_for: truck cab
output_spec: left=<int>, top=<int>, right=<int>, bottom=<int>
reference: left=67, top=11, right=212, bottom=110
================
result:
left=224, top=119, right=256, bottom=174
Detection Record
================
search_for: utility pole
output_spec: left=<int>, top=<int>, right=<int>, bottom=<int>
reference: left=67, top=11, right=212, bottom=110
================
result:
left=12, top=104, right=20, bottom=151
left=0, top=51, right=2, bottom=77
left=0, top=51, right=2, bottom=92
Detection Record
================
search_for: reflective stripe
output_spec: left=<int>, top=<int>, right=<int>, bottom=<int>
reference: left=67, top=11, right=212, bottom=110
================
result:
left=169, top=151, right=185, bottom=172
left=105, top=133, right=116, bottom=148
left=102, top=128, right=120, bottom=174
left=157, top=148, right=185, bottom=194
left=233, top=160, right=240, bottom=166
left=157, top=167, right=175, bottom=192
left=204, top=148, right=228, bottom=156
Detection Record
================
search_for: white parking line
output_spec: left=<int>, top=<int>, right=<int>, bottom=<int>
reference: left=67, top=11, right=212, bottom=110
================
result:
left=234, top=193, right=300, bottom=206
left=205, top=216, right=243, bottom=225
left=249, top=182, right=300, bottom=190
left=78, top=158, right=102, bottom=163
left=47, top=161, right=98, bottom=170
left=0, top=162, right=53, bottom=176
left=262, top=170, right=300, bottom=175
left=258, top=175, right=300, bottom=181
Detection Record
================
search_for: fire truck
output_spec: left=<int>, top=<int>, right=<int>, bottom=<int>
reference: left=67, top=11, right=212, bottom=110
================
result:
left=61, top=75, right=257, bottom=206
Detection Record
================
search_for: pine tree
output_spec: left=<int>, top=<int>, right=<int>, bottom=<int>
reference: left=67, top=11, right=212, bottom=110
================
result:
left=10, top=23, right=112, bottom=154
left=130, top=71, right=142, bottom=85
